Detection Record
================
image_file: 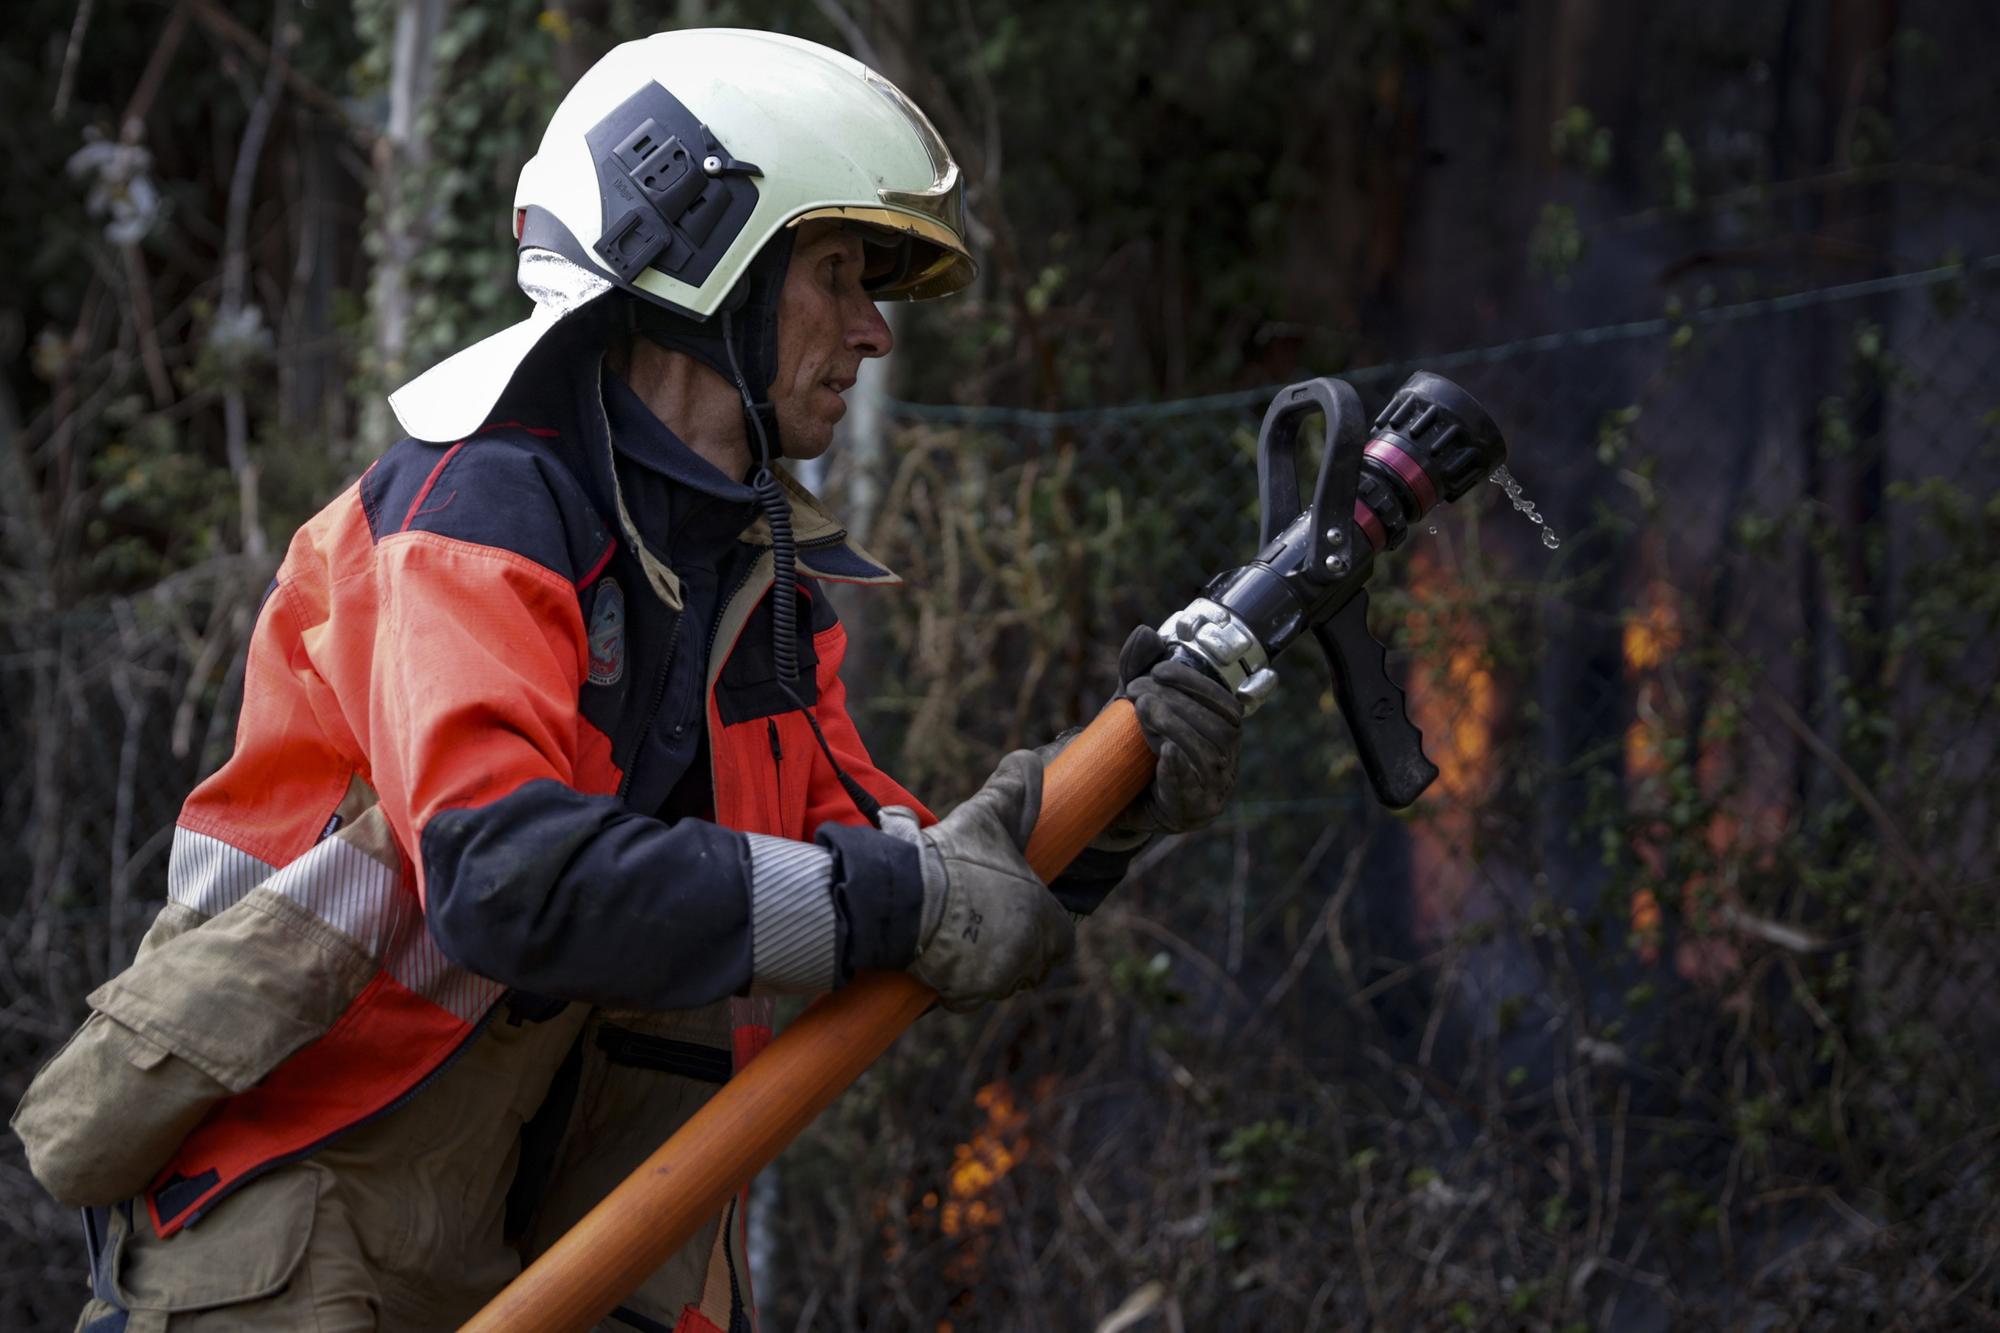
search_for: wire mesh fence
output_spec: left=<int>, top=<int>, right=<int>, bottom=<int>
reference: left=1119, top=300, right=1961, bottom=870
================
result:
left=1, top=260, right=1995, bottom=1328
left=778, top=260, right=2000, bottom=1329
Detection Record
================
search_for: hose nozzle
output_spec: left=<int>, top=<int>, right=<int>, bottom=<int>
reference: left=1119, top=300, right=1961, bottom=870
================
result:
left=1351, top=371, right=1508, bottom=553
left=1162, top=370, right=1508, bottom=806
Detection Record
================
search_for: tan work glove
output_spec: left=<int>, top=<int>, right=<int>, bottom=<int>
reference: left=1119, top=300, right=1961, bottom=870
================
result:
left=880, top=751, right=1075, bottom=1011
left=1039, top=625, right=1245, bottom=847
left=1111, top=624, right=1244, bottom=836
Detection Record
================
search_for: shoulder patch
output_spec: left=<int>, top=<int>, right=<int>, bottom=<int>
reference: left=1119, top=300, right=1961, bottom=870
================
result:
left=587, top=577, right=626, bottom=686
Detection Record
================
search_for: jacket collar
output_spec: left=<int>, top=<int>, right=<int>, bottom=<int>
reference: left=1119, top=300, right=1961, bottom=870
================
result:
left=748, top=467, right=901, bottom=586
left=601, top=368, right=757, bottom=505
left=585, top=352, right=900, bottom=587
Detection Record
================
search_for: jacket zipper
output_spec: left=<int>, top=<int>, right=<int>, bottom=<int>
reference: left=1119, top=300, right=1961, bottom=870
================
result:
left=706, top=558, right=766, bottom=815
left=706, top=559, right=765, bottom=679
left=601, top=348, right=690, bottom=806
left=617, top=613, right=683, bottom=801
left=766, top=717, right=787, bottom=837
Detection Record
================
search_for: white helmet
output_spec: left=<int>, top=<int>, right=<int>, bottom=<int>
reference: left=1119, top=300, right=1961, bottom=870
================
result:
left=389, top=28, right=974, bottom=443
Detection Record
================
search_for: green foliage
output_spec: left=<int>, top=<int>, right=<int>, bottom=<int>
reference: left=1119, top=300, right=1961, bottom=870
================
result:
left=1110, top=948, right=1184, bottom=1010
left=1658, top=129, right=1698, bottom=214
left=84, top=397, right=236, bottom=585
left=354, top=0, right=572, bottom=389
left=897, top=0, right=1466, bottom=401
left=1, top=0, right=365, bottom=595
left=6, top=4, right=1996, bottom=1330
left=1531, top=202, right=1586, bottom=285
left=1211, top=1118, right=1312, bottom=1252
left=1595, top=404, right=1643, bottom=466
left=1551, top=105, right=1614, bottom=176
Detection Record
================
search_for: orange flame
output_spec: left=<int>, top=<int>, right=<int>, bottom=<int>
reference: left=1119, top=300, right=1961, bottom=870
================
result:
left=1629, top=886, right=1664, bottom=963
left=1623, top=581, right=1682, bottom=671
left=1434, top=643, right=1498, bottom=800
left=1618, top=572, right=1791, bottom=985
left=892, top=1077, right=1053, bottom=1302
left=1401, top=548, right=1499, bottom=935
left=1623, top=582, right=1681, bottom=786
left=938, top=1081, right=1031, bottom=1242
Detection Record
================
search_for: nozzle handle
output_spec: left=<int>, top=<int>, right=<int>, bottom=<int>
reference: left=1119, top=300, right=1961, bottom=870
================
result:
left=1255, top=377, right=1367, bottom=579
left=1313, top=588, right=1437, bottom=808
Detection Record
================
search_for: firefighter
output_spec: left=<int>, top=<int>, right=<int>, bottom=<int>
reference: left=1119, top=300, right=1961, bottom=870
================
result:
left=16, top=29, right=1240, bottom=1331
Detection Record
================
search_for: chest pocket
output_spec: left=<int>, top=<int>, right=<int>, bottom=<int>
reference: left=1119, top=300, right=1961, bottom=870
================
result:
left=715, top=582, right=827, bottom=724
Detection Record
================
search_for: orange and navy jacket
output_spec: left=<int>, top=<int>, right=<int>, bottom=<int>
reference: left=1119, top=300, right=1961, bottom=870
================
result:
left=145, top=350, right=939, bottom=1235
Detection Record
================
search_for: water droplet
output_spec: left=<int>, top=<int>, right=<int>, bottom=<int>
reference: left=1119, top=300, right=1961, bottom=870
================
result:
left=1488, top=462, right=1561, bottom=553
left=1426, top=524, right=1438, bottom=536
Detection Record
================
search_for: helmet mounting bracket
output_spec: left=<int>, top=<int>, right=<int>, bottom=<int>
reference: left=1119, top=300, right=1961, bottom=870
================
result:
left=586, top=84, right=762, bottom=289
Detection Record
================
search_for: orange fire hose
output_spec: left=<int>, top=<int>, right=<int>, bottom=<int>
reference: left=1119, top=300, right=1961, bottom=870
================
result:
left=461, top=698, right=1157, bottom=1332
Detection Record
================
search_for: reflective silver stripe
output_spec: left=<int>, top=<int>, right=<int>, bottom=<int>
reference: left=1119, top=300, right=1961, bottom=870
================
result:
left=263, top=836, right=503, bottom=1022
left=166, top=825, right=503, bottom=1023
left=269, top=834, right=410, bottom=958
left=745, top=833, right=837, bottom=993
left=390, top=923, right=506, bottom=1025
left=518, top=247, right=611, bottom=316
left=168, top=826, right=278, bottom=916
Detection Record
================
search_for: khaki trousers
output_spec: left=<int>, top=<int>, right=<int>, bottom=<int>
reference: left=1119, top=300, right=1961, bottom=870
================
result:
left=72, top=1002, right=743, bottom=1332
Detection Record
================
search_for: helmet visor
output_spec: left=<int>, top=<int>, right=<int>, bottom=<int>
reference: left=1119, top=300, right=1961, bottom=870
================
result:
left=788, top=197, right=975, bottom=301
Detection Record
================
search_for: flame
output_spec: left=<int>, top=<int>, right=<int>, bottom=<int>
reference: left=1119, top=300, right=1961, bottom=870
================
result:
left=1617, top=571, right=1791, bottom=986
left=1400, top=548, right=1499, bottom=936
left=1435, top=643, right=1498, bottom=800
left=1623, top=582, right=1681, bottom=670
left=1623, top=583, right=1681, bottom=782
left=893, top=1077, right=1053, bottom=1300
left=1629, top=886, right=1663, bottom=963
left=940, top=1081, right=1030, bottom=1239
left=1623, top=575, right=1688, bottom=968
left=1401, top=548, right=1500, bottom=806
left=1624, top=684, right=1668, bottom=782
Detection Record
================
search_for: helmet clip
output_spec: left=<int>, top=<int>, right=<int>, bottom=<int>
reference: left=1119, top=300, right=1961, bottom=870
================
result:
left=587, top=84, right=764, bottom=290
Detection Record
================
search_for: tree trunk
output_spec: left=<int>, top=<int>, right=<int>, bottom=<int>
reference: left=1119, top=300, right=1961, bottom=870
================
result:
left=366, top=0, right=447, bottom=445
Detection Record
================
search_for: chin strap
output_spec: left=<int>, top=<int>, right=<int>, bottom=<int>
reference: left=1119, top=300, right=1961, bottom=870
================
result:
left=722, top=311, right=883, bottom=828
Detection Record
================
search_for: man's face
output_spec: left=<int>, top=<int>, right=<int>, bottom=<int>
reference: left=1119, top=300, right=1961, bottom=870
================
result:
left=769, top=220, right=895, bottom=460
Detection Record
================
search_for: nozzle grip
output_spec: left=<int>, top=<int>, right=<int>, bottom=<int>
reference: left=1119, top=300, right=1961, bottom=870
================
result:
left=1313, top=589, right=1437, bottom=809
left=1255, top=377, right=1366, bottom=567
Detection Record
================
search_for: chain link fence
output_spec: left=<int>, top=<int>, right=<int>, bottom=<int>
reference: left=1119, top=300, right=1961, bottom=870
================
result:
left=774, top=260, right=2000, bottom=1329
left=3, top=261, right=1995, bottom=1328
